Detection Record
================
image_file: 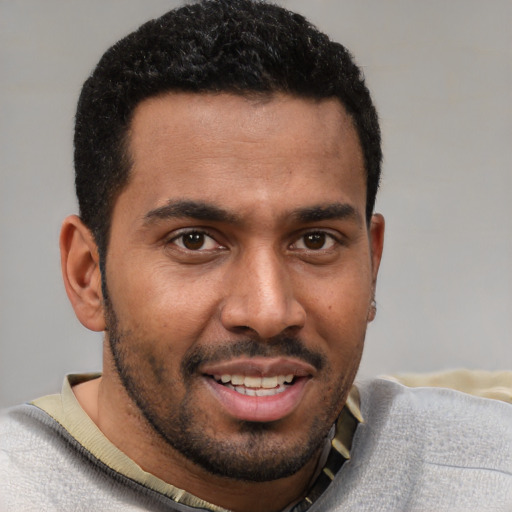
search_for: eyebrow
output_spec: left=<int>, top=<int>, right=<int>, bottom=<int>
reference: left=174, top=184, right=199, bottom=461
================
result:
left=144, top=200, right=240, bottom=225
left=294, top=203, right=362, bottom=225
left=143, top=199, right=362, bottom=227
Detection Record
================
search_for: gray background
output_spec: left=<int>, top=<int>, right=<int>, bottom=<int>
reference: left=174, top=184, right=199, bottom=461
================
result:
left=1, top=0, right=511, bottom=408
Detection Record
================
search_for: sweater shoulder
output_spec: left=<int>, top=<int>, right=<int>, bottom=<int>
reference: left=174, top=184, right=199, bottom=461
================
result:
left=312, top=378, right=512, bottom=511
left=0, top=404, right=200, bottom=511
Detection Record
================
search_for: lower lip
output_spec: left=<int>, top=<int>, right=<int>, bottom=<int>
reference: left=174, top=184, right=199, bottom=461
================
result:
left=204, top=377, right=310, bottom=423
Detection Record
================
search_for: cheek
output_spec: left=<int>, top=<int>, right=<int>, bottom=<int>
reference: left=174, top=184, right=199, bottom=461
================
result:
left=110, top=260, right=219, bottom=335
left=304, top=275, right=372, bottom=327
left=299, top=270, right=371, bottom=364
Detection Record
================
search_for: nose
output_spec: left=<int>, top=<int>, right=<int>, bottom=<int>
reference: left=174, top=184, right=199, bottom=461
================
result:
left=220, top=247, right=306, bottom=339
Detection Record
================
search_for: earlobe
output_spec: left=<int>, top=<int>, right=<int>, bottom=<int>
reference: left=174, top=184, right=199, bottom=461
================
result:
left=60, top=215, right=106, bottom=332
left=367, top=298, right=377, bottom=323
left=368, top=213, right=385, bottom=322
left=369, top=213, right=385, bottom=286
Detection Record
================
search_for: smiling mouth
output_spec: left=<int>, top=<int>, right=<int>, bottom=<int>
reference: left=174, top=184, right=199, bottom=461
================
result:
left=201, top=358, right=314, bottom=422
left=210, top=373, right=296, bottom=397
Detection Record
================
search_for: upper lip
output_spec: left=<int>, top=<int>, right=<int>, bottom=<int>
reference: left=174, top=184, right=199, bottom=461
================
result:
left=200, top=356, right=317, bottom=378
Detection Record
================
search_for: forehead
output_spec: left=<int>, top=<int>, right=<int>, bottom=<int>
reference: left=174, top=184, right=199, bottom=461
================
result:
left=121, top=92, right=366, bottom=222
left=128, top=92, right=362, bottom=164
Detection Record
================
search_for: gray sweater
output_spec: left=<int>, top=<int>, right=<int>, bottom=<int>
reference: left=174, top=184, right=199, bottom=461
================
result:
left=1, top=378, right=511, bottom=511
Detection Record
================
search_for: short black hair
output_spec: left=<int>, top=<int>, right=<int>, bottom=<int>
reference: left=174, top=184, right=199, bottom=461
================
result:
left=74, top=0, right=381, bottom=260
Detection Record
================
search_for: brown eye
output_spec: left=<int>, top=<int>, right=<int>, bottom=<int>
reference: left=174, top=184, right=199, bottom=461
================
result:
left=172, top=231, right=220, bottom=251
left=293, top=231, right=337, bottom=251
left=303, top=232, right=326, bottom=250
left=182, top=232, right=205, bottom=250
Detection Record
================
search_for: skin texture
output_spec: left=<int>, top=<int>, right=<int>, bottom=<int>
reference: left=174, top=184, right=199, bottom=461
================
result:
left=62, top=92, right=384, bottom=512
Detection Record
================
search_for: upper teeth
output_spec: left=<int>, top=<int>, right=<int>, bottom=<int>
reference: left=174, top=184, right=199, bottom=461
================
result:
left=214, top=374, right=294, bottom=388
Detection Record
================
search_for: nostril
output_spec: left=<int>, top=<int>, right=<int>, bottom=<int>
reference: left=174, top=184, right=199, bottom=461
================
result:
left=219, top=280, right=306, bottom=339
left=229, top=325, right=253, bottom=333
left=281, top=325, right=303, bottom=337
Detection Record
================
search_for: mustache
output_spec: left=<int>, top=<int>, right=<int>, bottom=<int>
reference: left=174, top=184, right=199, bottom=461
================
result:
left=182, top=336, right=326, bottom=377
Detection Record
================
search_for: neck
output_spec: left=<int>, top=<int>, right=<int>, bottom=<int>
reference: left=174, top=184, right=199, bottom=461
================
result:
left=73, top=358, right=323, bottom=512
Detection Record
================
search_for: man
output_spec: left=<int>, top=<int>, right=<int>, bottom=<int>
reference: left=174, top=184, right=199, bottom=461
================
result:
left=1, top=1, right=511, bottom=511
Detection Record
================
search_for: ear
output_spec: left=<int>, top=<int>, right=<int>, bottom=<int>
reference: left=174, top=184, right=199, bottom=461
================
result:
left=367, top=213, right=385, bottom=322
left=60, top=215, right=105, bottom=331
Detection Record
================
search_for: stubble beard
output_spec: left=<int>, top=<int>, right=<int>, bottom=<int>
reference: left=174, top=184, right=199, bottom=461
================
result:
left=103, top=291, right=351, bottom=482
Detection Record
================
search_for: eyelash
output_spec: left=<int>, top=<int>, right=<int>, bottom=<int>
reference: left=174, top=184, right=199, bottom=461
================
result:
left=167, top=229, right=222, bottom=251
left=166, top=228, right=342, bottom=253
left=291, top=230, right=341, bottom=251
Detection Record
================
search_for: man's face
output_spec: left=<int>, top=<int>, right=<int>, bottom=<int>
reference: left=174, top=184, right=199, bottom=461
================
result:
left=103, top=93, right=383, bottom=481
